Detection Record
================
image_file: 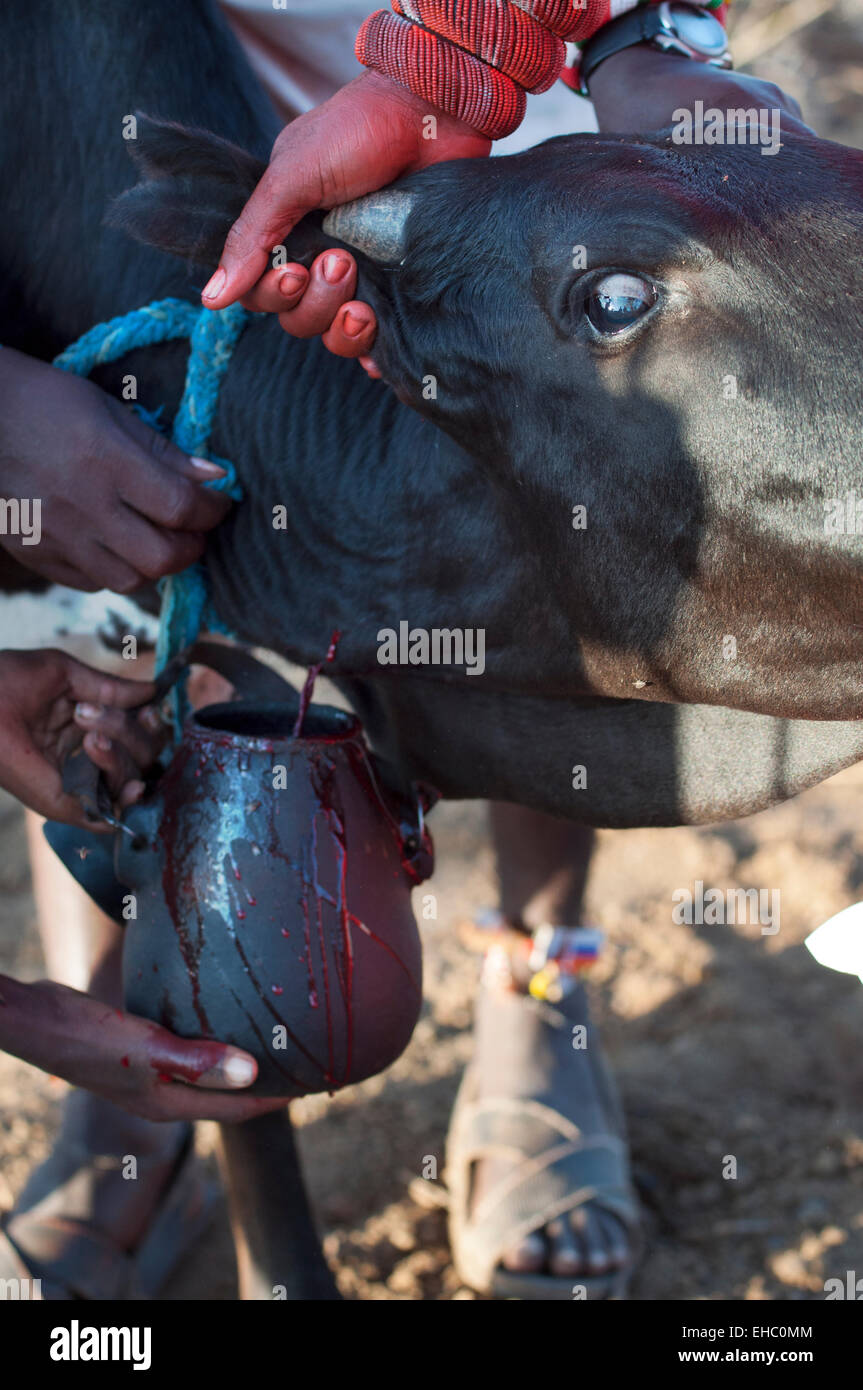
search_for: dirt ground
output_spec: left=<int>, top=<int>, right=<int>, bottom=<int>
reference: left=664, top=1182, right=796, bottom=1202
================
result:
left=1, top=1, right=862, bottom=1302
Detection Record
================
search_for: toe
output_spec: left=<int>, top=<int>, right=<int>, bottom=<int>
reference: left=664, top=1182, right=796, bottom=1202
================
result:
left=546, top=1216, right=585, bottom=1276
left=577, top=1207, right=615, bottom=1275
left=500, top=1230, right=546, bottom=1273
left=594, top=1209, right=631, bottom=1271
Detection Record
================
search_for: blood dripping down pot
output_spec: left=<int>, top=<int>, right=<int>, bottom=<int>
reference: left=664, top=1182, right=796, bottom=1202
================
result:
left=116, top=700, right=433, bottom=1097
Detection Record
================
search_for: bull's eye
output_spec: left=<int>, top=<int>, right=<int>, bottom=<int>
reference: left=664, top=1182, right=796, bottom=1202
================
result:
left=586, top=273, right=658, bottom=335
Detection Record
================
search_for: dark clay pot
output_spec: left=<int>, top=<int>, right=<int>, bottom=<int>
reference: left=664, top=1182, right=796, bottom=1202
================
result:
left=116, top=700, right=432, bottom=1097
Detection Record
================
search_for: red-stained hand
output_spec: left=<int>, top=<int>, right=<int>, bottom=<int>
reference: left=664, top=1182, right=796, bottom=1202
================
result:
left=0, top=977, right=287, bottom=1122
left=204, top=71, right=490, bottom=369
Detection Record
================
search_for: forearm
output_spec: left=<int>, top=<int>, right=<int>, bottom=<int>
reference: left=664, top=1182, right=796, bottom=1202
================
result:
left=0, top=973, right=58, bottom=1069
left=0, top=344, right=46, bottom=428
left=0, top=971, right=265, bottom=1120
left=589, top=44, right=808, bottom=134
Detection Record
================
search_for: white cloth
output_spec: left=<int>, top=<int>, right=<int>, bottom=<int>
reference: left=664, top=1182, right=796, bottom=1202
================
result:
left=219, top=0, right=598, bottom=146
left=220, top=0, right=370, bottom=118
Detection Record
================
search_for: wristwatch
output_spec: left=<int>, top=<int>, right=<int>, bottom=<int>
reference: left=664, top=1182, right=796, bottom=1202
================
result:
left=579, top=2, right=732, bottom=92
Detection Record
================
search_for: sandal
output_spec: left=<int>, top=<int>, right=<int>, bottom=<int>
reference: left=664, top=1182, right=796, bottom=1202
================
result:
left=446, top=982, right=640, bottom=1300
left=0, top=1127, right=217, bottom=1300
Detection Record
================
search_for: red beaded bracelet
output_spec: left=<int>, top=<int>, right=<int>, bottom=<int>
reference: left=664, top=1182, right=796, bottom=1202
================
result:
left=393, top=1, right=565, bottom=92
left=356, top=9, right=529, bottom=139
left=513, top=0, right=637, bottom=44
left=356, top=2, right=731, bottom=141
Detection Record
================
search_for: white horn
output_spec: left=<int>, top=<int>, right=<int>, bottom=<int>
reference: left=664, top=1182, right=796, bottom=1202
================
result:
left=323, top=190, right=415, bottom=263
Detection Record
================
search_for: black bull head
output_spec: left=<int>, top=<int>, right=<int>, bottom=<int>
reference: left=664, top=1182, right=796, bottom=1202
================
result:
left=4, top=0, right=862, bottom=831
left=110, top=114, right=863, bottom=828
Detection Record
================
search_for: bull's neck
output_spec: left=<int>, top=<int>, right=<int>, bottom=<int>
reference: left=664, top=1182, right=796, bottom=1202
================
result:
left=202, top=313, right=458, bottom=662
left=213, top=313, right=433, bottom=479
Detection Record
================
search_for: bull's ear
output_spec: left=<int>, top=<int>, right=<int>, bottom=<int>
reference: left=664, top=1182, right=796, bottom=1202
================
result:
left=110, top=112, right=417, bottom=275
left=107, top=113, right=266, bottom=270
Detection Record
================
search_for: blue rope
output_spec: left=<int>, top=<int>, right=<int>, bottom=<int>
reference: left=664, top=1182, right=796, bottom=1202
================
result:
left=54, top=298, right=250, bottom=730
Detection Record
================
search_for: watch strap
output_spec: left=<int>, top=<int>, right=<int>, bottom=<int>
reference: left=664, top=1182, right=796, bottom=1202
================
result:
left=579, top=5, right=668, bottom=86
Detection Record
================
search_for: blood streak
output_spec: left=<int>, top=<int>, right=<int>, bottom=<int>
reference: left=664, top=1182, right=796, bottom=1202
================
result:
left=292, top=666, right=320, bottom=740
left=220, top=837, right=329, bottom=1082
left=233, top=1000, right=307, bottom=1092
left=230, top=919, right=329, bottom=1079
left=304, top=755, right=353, bottom=1085
left=291, top=630, right=342, bottom=739
left=352, top=915, right=421, bottom=993
left=150, top=1056, right=207, bottom=1084
left=303, top=740, right=423, bottom=1088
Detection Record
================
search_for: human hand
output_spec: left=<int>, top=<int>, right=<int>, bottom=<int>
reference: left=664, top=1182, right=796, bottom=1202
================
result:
left=204, top=71, right=490, bottom=364
left=589, top=46, right=807, bottom=136
left=0, top=348, right=231, bottom=592
left=0, top=977, right=287, bottom=1122
left=0, top=648, right=166, bottom=827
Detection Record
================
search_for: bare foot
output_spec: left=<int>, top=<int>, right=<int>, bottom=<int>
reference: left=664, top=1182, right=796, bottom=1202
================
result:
left=464, top=966, right=634, bottom=1287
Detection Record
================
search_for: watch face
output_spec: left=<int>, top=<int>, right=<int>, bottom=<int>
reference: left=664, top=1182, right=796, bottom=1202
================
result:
left=667, top=3, right=729, bottom=58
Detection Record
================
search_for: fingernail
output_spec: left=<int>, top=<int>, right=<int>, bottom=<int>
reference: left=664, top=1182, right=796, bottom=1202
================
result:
left=92, top=733, right=112, bottom=752
left=279, top=270, right=306, bottom=297
left=222, top=1055, right=256, bottom=1088
left=322, top=253, right=349, bottom=284
left=202, top=267, right=227, bottom=301
left=123, top=779, right=146, bottom=803
left=75, top=702, right=103, bottom=721
left=343, top=310, right=370, bottom=339
left=139, top=706, right=164, bottom=732
left=190, top=457, right=227, bottom=478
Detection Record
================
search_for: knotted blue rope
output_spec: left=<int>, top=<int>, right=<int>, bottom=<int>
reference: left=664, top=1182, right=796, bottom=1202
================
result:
left=54, top=297, right=250, bottom=729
